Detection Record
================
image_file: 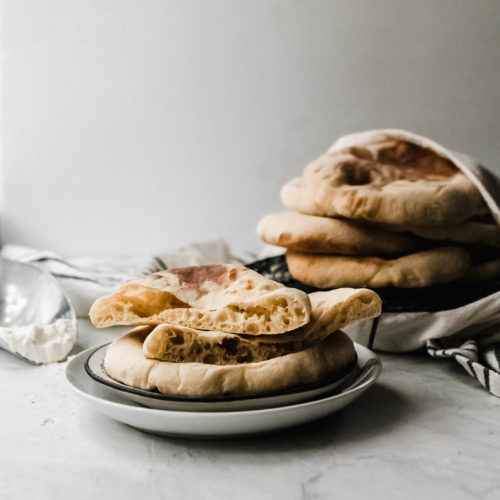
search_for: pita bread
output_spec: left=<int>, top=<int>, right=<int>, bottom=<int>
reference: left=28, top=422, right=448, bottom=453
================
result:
left=141, top=288, right=381, bottom=363
left=104, top=328, right=356, bottom=397
left=281, top=179, right=499, bottom=247
left=300, top=140, right=487, bottom=225
left=286, top=247, right=472, bottom=288
left=90, top=264, right=311, bottom=335
left=241, top=288, right=381, bottom=345
left=257, top=211, right=419, bottom=255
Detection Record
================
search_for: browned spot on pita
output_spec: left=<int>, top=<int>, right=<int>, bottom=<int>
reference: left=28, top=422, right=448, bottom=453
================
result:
left=344, top=140, right=458, bottom=181
left=340, top=160, right=372, bottom=185
left=168, top=265, right=238, bottom=299
left=376, top=140, right=424, bottom=164
left=169, top=265, right=228, bottom=286
left=278, top=232, right=293, bottom=245
left=383, top=142, right=457, bottom=180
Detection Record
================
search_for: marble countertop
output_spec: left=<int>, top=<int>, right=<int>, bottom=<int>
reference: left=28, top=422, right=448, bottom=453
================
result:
left=1, top=319, right=499, bottom=500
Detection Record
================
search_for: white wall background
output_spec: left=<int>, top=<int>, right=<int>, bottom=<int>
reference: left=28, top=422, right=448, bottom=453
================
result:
left=2, top=0, right=500, bottom=256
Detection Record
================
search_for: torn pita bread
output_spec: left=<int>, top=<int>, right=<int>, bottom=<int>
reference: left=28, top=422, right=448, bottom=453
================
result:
left=89, top=264, right=311, bottom=335
left=257, top=211, right=419, bottom=255
left=286, top=247, right=472, bottom=288
left=300, top=140, right=487, bottom=225
left=105, top=328, right=356, bottom=397
left=142, top=288, right=381, bottom=363
left=241, top=288, right=381, bottom=345
left=142, top=324, right=298, bottom=364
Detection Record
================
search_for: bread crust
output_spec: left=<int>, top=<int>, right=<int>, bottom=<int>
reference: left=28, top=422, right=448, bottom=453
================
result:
left=257, top=211, right=419, bottom=255
left=104, top=328, right=357, bottom=398
left=286, top=247, right=472, bottom=288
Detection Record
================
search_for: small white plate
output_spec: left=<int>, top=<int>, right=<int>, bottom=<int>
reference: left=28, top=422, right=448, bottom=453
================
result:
left=66, top=343, right=381, bottom=438
left=84, top=344, right=359, bottom=411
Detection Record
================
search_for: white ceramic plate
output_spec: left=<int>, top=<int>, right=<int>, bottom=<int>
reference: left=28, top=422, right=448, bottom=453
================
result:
left=66, top=343, right=381, bottom=438
left=84, top=343, right=359, bottom=411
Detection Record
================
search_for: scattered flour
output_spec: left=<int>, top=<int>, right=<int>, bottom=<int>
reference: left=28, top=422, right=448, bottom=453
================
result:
left=0, top=318, right=76, bottom=364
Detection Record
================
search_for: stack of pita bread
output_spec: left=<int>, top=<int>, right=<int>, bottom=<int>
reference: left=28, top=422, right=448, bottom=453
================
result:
left=89, top=264, right=381, bottom=398
left=258, top=138, right=500, bottom=288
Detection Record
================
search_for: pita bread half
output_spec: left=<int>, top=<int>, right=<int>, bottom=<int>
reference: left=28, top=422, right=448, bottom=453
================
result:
left=286, top=247, right=472, bottom=288
left=241, top=288, right=381, bottom=345
left=301, top=140, right=487, bottom=225
left=89, top=264, right=311, bottom=335
left=105, top=328, right=356, bottom=398
left=141, top=287, right=381, bottom=363
left=257, top=211, right=419, bottom=255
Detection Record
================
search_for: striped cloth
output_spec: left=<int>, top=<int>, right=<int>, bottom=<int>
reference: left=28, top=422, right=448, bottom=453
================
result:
left=427, top=338, right=500, bottom=397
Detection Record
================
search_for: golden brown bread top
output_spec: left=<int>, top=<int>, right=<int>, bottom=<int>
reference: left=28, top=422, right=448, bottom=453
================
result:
left=305, top=141, right=460, bottom=190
